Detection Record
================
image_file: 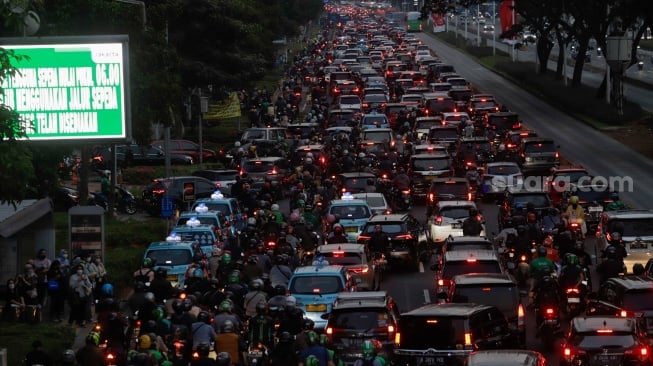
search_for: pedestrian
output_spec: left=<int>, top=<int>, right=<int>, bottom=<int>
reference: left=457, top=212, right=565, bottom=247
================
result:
left=68, top=264, right=92, bottom=327
left=56, top=249, right=71, bottom=277
left=87, top=253, right=108, bottom=299
left=3, top=278, right=25, bottom=322
left=24, top=340, right=53, bottom=366
left=47, top=260, right=66, bottom=322
left=33, top=249, right=52, bottom=306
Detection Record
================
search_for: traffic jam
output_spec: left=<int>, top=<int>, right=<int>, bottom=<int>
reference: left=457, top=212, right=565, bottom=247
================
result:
left=90, top=3, right=653, bottom=366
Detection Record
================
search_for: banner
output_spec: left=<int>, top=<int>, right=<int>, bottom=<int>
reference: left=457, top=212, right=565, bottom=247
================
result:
left=204, top=92, right=241, bottom=120
left=431, top=13, right=446, bottom=33
left=499, top=0, right=515, bottom=34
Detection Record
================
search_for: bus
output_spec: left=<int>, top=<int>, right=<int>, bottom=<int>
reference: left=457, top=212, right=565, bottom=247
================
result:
left=406, top=11, right=422, bottom=32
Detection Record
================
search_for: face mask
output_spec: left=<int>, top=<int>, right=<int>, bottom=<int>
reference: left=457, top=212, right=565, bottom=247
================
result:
left=77, top=270, right=83, bottom=275
left=8, top=284, right=15, bottom=289
left=62, top=254, right=68, bottom=259
left=39, top=255, right=46, bottom=259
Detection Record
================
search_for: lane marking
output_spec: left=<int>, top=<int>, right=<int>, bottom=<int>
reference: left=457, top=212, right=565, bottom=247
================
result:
left=419, top=261, right=425, bottom=273
left=423, top=289, right=431, bottom=304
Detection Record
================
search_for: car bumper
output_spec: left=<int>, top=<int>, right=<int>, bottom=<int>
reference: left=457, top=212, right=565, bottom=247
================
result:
left=431, top=225, right=463, bottom=242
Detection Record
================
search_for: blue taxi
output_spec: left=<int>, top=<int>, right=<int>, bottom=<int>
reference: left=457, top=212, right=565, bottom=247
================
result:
left=143, top=237, right=202, bottom=288
left=288, top=263, right=353, bottom=331
left=170, top=219, right=219, bottom=256
left=190, top=191, right=246, bottom=231
left=327, top=193, right=373, bottom=242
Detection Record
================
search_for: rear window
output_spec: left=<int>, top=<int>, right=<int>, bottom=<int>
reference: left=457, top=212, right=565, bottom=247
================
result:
left=512, top=194, right=550, bottom=208
left=486, top=165, right=520, bottom=176
left=330, top=204, right=371, bottom=220
left=331, top=309, right=391, bottom=330
left=362, top=131, right=392, bottom=143
left=573, top=334, right=636, bottom=348
left=363, top=95, right=387, bottom=103
left=340, top=96, right=361, bottom=104
left=425, top=98, right=455, bottom=113
left=429, top=128, right=459, bottom=140
left=622, top=290, right=653, bottom=310
left=449, top=89, right=472, bottom=101
left=362, top=116, right=388, bottom=125
left=146, top=249, right=192, bottom=266
left=363, top=223, right=404, bottom=234
left=439, top=206, right=473, bottom=219
left=451, top=284, right=519, bottom=316
left=574, top=186, right=613, bottom=203
left=442, top=260, right=502, bottom=279
left=242, top=130, right=266, bottom=140
left=243, top=161, right=274, bottom=173
left=471, top=100, right=497, bottom=109
left=290, top=275, right=344, bottom=294
left=445, top=241, right=494, bottom=252
left=399, top=316, right=466, bottom=349
left=488, top=115, right=519, bottom=130
left=415, top=119, right=440, bottom=130
left=608, top=219, right=653, bottom=238
left=320, top=252, right=363, bottom=266
left=431, top=182, right=469, bottom=197
left=385, top=106, right=406, bottom=114
left=360, top=196, right=386, bottom=208
left=524, top=141, right=555, bottom=153
left=411, top=157, right=450, bottom=171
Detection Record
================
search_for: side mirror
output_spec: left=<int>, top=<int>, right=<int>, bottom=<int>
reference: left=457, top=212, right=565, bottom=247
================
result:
left=320, top=313, right=330, bottom=320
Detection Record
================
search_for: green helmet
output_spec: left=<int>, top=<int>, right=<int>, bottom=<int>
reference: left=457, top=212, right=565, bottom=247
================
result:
left=219, top=300, right=233, bottom=312
left=142, top=257, right=153, bottom=268
left=227, top=271, right=240, bottom=284
left=152, top=306, right=165, bottom=321
left=362, top=340, right=375, bottom=357
left=86, top=331, right=100, bottom=346
left=296, top=199, right=306, bottom=208
left=305, top=355, right=319, bottom=366
left=221, top=253, right=232, bottom=265
left=307, top=331, right=319, bottom=346
left=319, top=334, right=329, bottom=346
left=566, top=253, right=579, bottom=266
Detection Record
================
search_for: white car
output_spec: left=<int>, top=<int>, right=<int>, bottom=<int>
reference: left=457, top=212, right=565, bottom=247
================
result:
left=352, top=192, right=391, bottom=215
left=479, top=161, right=524, bottom=200
left=429, top=201, right=485, bottom=242
left=337, top=95, right=362, bottom=112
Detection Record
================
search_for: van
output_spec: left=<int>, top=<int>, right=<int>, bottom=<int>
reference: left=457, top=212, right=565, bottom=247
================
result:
left=240, top=127, right=287, bottom=144
left=144, top=240, right=202, bottom=288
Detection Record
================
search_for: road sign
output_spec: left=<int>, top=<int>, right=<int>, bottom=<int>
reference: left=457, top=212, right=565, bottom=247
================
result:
left=183, top=181, right=196, bottom=202
left=161, top=196, right=174, bottom=218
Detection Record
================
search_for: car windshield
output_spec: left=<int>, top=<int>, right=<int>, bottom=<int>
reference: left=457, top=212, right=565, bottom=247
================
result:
left=243, top=161, right=274, bottom=173
left=330, top=205, right=371, bottom=220
left=429, top=129, right=458, bottom=140
left=443, top=261, right=502, bottom=279
left=331, top=309, right=390, bottom=330
left=362, top=116, right=388, bottom=125
left=398, top=316, right=466, bottom=349
left=444, top=115, right=467, bottom=124
left=524, top=142, right=555, bottom=153
left=290, top=276, right=343, bottom=294
left=451, top=284, right=518, bottom=316
left=362, top=131, right=392, bottom=143
left=432, top=182, right=468, bottom=197
left=146, top=249, right=192, bottom=267
left=363, top=223, right=404, bottom=234
left=622, top=290, right=653, bottom=310
left=330, top=112, right=355, bottom=122
left=320, top=252, right=363, bottom=266
left=439, top=207, right=473, bottom=219
left=176, top=216, right=219, bottom=227
left=412, top=157, right=450, bottom=171
left=487, top=165, right=521, bottom=176
left=512, top=194, right=549, bottom=208
left=574, top=334, right=636, bottom=348
left=287, top=126, right=315, bottom=137
left=193, top=202, right=231, bottom=215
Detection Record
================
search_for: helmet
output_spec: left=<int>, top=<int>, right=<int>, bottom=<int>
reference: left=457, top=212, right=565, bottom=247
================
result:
left=527, top=212, right=537, bottom=222
left=296, top=199, right=305, bottom=208
left=271, top=203, right=280, bottom=211
left=569, top=196, right=579, bottom=204
left=371, top=339, right=384, bottom=353
left=219, top=300, right=233, bottom=313
left=183, top=297, right=193, bottom=311
left=255, top=301, right=268, bottom=314
left=537, top=245, right=547, bottom=257
left=606, top=245, right=617, bottom=258
left=468, top=208, right=479, bottom=217
left=305, top=355, right=319, bottom=366
left=152, top=306, right=165, bottom=322
left=297, top=182, right=304, bottom=190
left=197, top=311, right=211, bottom=324
left=192, top=267, right=204, bottom=278
left=172, top=299, right=184, bottom=313
left=549, top=207, right=559, bottom=216
left=217, top=352, right=232, bottom=365
left=333, top=223, right=343, bottom=232
left=222, top=253, right=232, bottom=265
left=227, top=271, right=240, bottom=284
left=61, top=349, right=75, bottom=363
left=359, top=152, right=366, bottom=158
left=145, top=292, right=155, bottom=303
left=302, top=318, right=315, bottom=330
left=362, top=340, right=375, bottom=357
left=279, top=331, right=292, bottom=343
left=142, top=257, right=154, bottom=268
left=274, top=284, right=287, bottom=296
left=222, top=319, right=234, bottom=333
left=326, top=214, right=336, bottom=224
left=566, top=253, right=579, bottom=266
left=247, top=255, right=259, bottom=265
left=101, top=283, right=114, bottom=297
left=611, top=232, right=622, bottom=242
left=307, top=330, right=319, bottom=345
left=285, top=296, right=297, bottom=308
left=305, top=157, right=313, bottom=164
left=543, top=236, right=553, bottom=248
left=250, top=279, right=264, bottom=291
left=290, top=212, right=300, bottom=222
left=516, top=225, right=527, bottom=234
left=319, top=334, right=329, bottom=346
left=248, top=217, right=257, bottom=226
left=138, top=334, right=151, bottom=349
left=514, top=202, right=524, bottom=210
left=633, top=263, right=645, bottom=275
left=86, top=331, right=100, bottom=346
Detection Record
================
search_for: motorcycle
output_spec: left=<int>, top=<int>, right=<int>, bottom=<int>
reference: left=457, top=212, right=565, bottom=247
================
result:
left=90, top=186, right=137, bottom=215
left=564, top=281, right=587, bottom=319
left=246, top=342, right=269, bottom=365
left=391, top=187, right=411, bottom=211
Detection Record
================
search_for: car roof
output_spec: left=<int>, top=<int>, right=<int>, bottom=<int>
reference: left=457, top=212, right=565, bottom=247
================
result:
left=317, top=243, right=366, bottom=254
left=147, top=240, right=198, bottom=249
left=329, top=199, right=369, bottom=206
left=452, top=273, right=516, bottom=285
left=522, top=137, right=554, bottom=143
left=333, top=291, right=392, bottom=309
left=368, top=213, right=410, bottom=222
left=412, top=153, right=449, bottom=159
left=437, top=200, right=477, bottom=208
left=467, top=350, right=545, bottom=366
left=245, top=156, right=286, bottom=162
left=486, top=161, right=519, bottom=168
left=431, top=177, right=468, bottom=183
left=339, top=172, right=376, bottom=178
left=292, top=265, right=346, bottom=275
left=602, top=210, right=653, bottom=220
left=402, top=303, right=492, bottom=317
left=572, top=316, right=637, bottom=333
left=606, top=275, right=653, bottom=290
left=445, top=249, right=499, bottom=261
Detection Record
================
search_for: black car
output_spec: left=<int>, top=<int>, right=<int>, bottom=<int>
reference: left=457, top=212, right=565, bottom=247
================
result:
left=455, top=136, right=494, bottom=173
left=92, top=144, right=194, bottom=169
left=426, top=177, right=473, bottom=217
left=394, top=303, right=521, bottom=366
left=358, top=213, right=432, bottom=271
left=141, top=176, right=219, bottom=216
left=597, top=275, right=653, bottom=339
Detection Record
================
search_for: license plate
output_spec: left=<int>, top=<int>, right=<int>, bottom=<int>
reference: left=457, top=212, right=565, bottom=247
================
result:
left=306, top=304, right=327, bottom=312
left=345, top=338, right=363, bottom=347
left=593, top=355, right=619, bottom=363
left=166, top=275, right=178, bottom=282
left=345, top=227, right=358, bottom=233
left=567, top=297, right=580, bottom=303
left=588, top=206, right=603, bottom=212
left=631, top=242, right=648, bottom=249
left=416, top=356, right=445, bottom=365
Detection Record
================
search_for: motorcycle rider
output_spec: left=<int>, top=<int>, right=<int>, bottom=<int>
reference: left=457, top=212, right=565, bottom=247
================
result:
left=212, top=300, right=241, bottom=335
left=248, top=301, right=275, bottom=350
left=462, top=208, right=483, bottom=236
left=633, top=263, right=646, bottom=275
left=542, top=208, right=562, bottom=235
left=134, top=258, right=156, bottom=285
left=149, top=268, right=173, bottom=304
left=271, top=331, right=298, bottom=365
left=558, top=253, right=586, bottom=292
left=327, top=223, right=348, bottom=244
left=565, top=195, right=587, bottom=239
left=75, top=331, right=106, bottom=366
left=294, top=318, right=316, bottom=354
left=320, top=334, right=343, bottom=366
left=529, top=246, right=556, bottom=305
left=214, top=320, right=245, bottom=365
left=368, top=224, right=390, bottom=256
left=223, top=271, right=247, bottom=313
left=597, top=246, right=625, bottom=284
left=601, top=232, right=628, bottom=262
left=352, top=340, right=383, bottom=366
left=524, top=212, right=544, bottom=244
left=244, top=279, right=268, bottom=318
left=298, top=331, right=334, bottom=366
left=189, top=342, right=215, bottom=366
left=391, top=167, right=411, bottom=200
left=270, top=255, right=293, bottom=288
left=278, top=295, right=304, bottom=336
left=190, top=311, right=216, bottom=351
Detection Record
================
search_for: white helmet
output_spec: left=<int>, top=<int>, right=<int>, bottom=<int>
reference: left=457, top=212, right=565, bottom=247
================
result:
left=247, top=217, right=257, bottom=226
left=306, top=152, right=314, bottom=158
left=359, top=152, right=366, bottom=158
left=285, top=296, right=297, bottom=307
left=271, top=204, right=280, bottom=211
left=305, top=157, right=313, bottom=164
left=235, top=141, right=241, bottom=147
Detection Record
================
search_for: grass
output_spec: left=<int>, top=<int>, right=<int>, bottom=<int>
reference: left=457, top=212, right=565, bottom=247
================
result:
left=0, top=322, right=76, bottom=365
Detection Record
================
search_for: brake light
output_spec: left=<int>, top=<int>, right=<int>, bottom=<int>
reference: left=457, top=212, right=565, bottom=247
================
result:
left=106, top=353, right=115, bottom=361
left=136, top=320, right=142, bottom=327
left=564, top=347, right=572, bottom=357
left=326, top=327, right=333, bottom=335
left=570, top=222, right=579, bottom=228
left=428, top=193, right=434, bottom=202
left=333, top=250, right=344, bottom=257
left=566, top=288, right=580, bottom=294
left=619, top=310, right=629, bottom=317
left=394, top=332, right=401, bottom=345
left=434, top=216, right=442, bottom=225
left=396, top=234, right=413, bottom=240
left=476, top=214, right=482, bottom=222
left=517, top=303, right=525, bottom=329
left=153, top=188, right=166, bottom=195
left=437, top=279, right=445, bottom=286
left=506, top=143, right=515, bottom=148
left=466, top=258, right=477, bottom=263
left=358, top=235, right=371, bottom=240
left=466, top=161, right=472, bottom=166
left=596, top=329, right=613, bottom=333
left=467, top=192, right=473, bottom=201
left=402, top=189, right=410, bottom=195
left=545, top=307, right=555, bottom=317
left=267, top=241, right=276, bottom=248
left=464, top=332, right=472, bottom=345
left=512, top=122, right=521, bottom=129
left=555, top=151, right=559, bottom=159
left=349, top=266, right=369, bottom=274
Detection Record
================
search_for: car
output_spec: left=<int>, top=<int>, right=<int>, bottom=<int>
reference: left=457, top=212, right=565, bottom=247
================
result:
left=484, top=112, right=522, bottom=137
left=478, top=162, right=524, bottom=202
left=190, top=195, right=247, bottom=231
left=143, top=239, right=203, bottom=288
left=596, top=275, right=653, bottom=339
left=455, top=136, right=494, bottom=173
left=286, top=123, right=321, bottom=141
left=496, top=130, right=538, bottom=160
left=361, top=94, right=388, bottom=114
left=360, top=111, right=390, bottom=129
left=292, top=144, right=326, bottom=166
left=240, top=156, right=290, bottom=188
left=481, top=24, right=496, bottom=34
left=316, top=243, right=381, bottom=291
left=448, top=273, right=526, bottom=346
left=467, top=95, right=500, bottom=117
left=51, top=185, right=83, bottom=211
left=399, top=93, right=422, bottom=106
left=498, top=188, right=551, bottom=230
left=430, top=82, right=453, bottom=93
left=467, top=350, right=546, bottom=366
left=175, top=210, right=226, bottom=234
left=325, top=291, right=400, bottom=364
left=441, top=236, right=495, bottom=258
left=352, top=192, right=391, bottom=215
left=429, top=201, right=485, bottom=243
left=433, top=249, right=504, bottom=296
left=516, top=137, right=559, bottom=175
left=413, top=116, right=442, bottom=140
left=412, top=143, right=448, bottom=155
left=422, top=93, right=456, bottom=115
left=191, top=169, right=238, bottom=196
left=384, top=103, right=410, bottom=127
left=92, top=144, right=195, bottom=169
left=409, top=153, right=453, bottom=201
left=361, top=127, right=397, bottom=150
left=394, top=303, right=522, bottom=366
left=426, top=177, right=474, bottom=216
left=169, top=223, right=219, bottom=256
left=326, top=196, right=373, bottom=242
left=441, top=111, right=471, bottom=128
left=336, top=88, right=362, bottom=109
left=239, top=127, right=287, bottom=144
left=151, top=139, right=216, bottom=163
left=596, top=210, right=653, bottom=275
left=546, top=165, right=590, bottom=206
left=565, top=180, right=619, bottom=232
left=336, top=172, right=378, bottom=195
left=358, top=213, right=432, bottom=271
left=428, top=125, right=460, bottom=153
left=327, top=109, right=357, bottom=127
left=287, top=264, right=354, bottom=331
left=141, top=176, right=219, bottom=216
left=560, top=316, right=651, bottom=366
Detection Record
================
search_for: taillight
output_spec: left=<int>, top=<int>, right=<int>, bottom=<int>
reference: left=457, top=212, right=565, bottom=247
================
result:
left=545, top=307, right=555, bottom=318
left=428, top=193, right=434, bottom=202
left=106, top=353, right=115, bottom=361
left=401, top=189, right=410, bottom=195
left=625, top=346, right=649, bottom=360
left=267, top=241, right=276, bottom=248
left=433, top=216, right=442, bottom=225
left=564, top=347, right=572, bottom=357
left=517, top=303, right=525, bottom=329
left=267, top=168, right=278, bottom=175
left=387, top=324, right=396, bottom=341
left=348, top=266, right=369, bottom=274
left=464, top=332, right=472, bottom=346
left=152, top=188, right=166, bottom=195
left=555, top=151, right=559, bottom=159
left=467, top=192, right=473, bottom=201
left=326, top=327, right=333, bottom=335
left=394, top=332, right=401, bottom=345
left=396, top=234, right=413, bottom=240
left=358, top=235, right=371, bottom=241
left=566, top=288, right=580, bottom=294
left=437, top=279, right=445, bottom=286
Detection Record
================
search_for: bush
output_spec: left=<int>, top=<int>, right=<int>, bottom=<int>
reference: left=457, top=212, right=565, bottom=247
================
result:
left=0, top=322, right=76, bottom=365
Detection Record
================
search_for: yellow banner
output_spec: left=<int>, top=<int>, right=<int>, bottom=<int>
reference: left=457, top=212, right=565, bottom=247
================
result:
left=204, top=92, right=241, bottom=119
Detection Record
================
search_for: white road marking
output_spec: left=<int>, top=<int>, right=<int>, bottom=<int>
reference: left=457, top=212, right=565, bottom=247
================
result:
left=423, top=289, right=431, bottom=304
left=419, top=261, right=425, bottom=273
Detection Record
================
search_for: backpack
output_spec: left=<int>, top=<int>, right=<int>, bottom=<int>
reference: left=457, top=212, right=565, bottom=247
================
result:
left=134, top=268, right=152, bottom=284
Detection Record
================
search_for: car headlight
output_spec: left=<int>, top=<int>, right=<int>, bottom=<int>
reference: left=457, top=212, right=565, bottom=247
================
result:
left=525, top=157, right=533, bottom=162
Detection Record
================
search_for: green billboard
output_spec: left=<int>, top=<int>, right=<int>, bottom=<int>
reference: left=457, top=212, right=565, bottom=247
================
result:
left=0, top=35, right=131, bottom=141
